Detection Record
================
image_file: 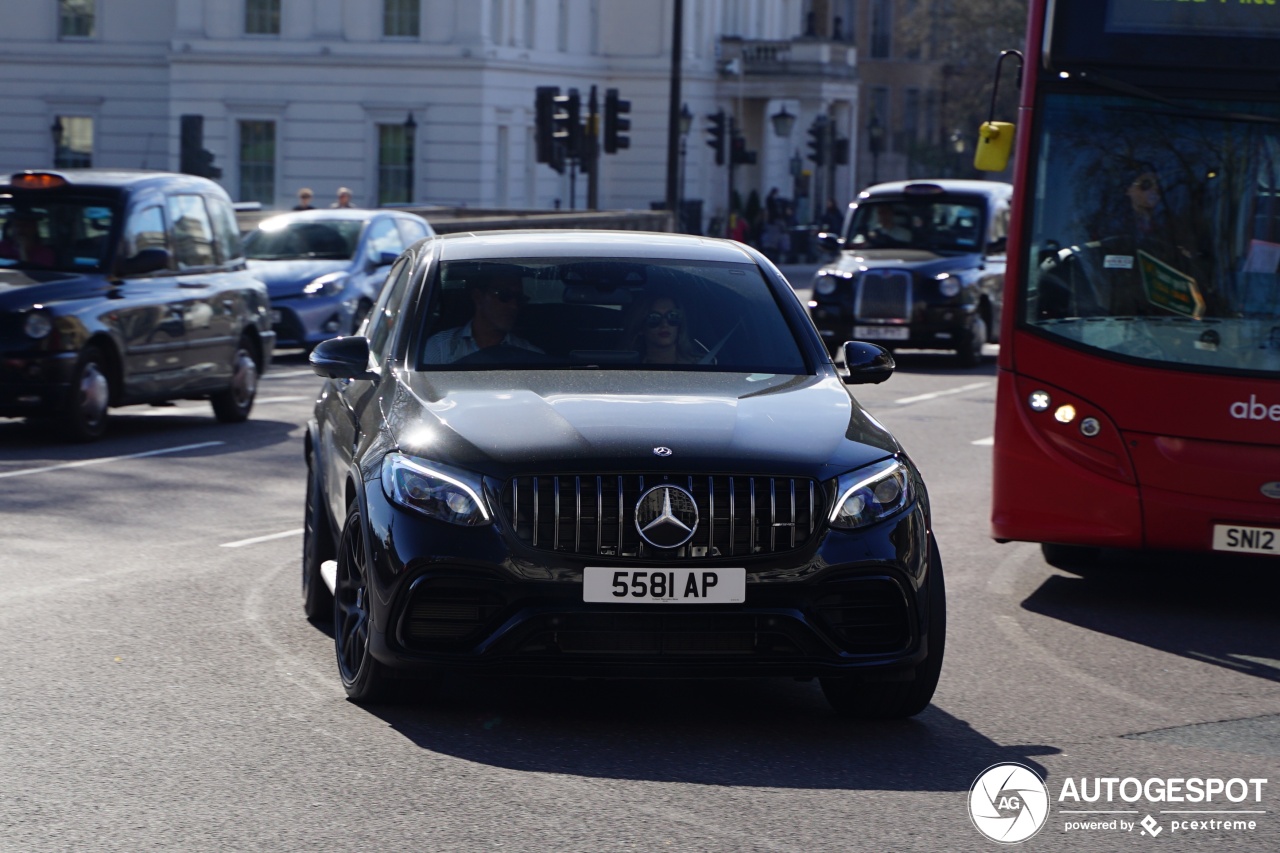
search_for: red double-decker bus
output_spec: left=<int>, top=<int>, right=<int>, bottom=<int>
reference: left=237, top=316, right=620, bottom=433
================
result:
left=984, top=0, right=1280, bottom=563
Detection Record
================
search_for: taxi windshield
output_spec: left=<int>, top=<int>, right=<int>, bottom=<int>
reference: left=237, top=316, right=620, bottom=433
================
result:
left=846, top=199, right=986, bottom=254
left=0, top=195, right=116, bottom=272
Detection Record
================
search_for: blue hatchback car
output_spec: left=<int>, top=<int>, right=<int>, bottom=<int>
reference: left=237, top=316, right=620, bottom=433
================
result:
left=244, top=208, right=433, bottom=350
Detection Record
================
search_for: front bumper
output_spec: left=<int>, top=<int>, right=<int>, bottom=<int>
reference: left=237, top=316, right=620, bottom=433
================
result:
left=0, top=350, right=78, bottom=418
left=270, top=295, right=355, bottom=348
left=809, top=302, right=975, bottom=351
left=359, top=484, right=937, bottom=679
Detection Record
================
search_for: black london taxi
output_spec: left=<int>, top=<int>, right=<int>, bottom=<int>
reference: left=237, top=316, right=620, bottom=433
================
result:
left=0, top=170, right=274, bottom=439
left=808, top=179, right=1012, bottom=366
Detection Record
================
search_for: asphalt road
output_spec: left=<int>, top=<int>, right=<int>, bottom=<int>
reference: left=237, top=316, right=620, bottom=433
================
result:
left=2, top=324, right=1277, bottom=851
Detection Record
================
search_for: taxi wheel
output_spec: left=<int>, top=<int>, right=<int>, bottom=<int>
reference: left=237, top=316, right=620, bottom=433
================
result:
left=302, top=458, right=335, bottom=623
left=334, top=506, right=395, bottom=703
left=211, top=339, right=259, bottom=423
left=59, top=345, right=112, bottom=442
left=820, top=536, right=946, bottom=719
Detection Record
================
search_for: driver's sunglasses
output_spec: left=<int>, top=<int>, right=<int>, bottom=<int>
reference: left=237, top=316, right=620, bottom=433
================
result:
left=1132, top=178, right=1157, bottom=191
left=645, top=309, right=683, bottom=328
left=487, top=288, right=529, bottom=305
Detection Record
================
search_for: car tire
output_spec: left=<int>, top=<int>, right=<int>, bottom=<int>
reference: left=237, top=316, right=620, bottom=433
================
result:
left=820, top=535, right=946, bottom=719
left=210, top=338, right=259, bottom=423
left=334, top=505, right=395, bottom=703
left=302, top=457, right=335, bottom=623
left=956, top=313, right=987, bottom=367
left=59, top=345, right=112, bottom=442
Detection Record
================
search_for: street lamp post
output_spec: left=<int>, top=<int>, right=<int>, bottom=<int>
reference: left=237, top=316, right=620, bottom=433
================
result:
left=50, top=117, right=64, bottom=167
left=770, top=104, right=796, bottom=139
left=867, top=114, right=885, bottom=185
left=677, top=103, right=692, bottom=231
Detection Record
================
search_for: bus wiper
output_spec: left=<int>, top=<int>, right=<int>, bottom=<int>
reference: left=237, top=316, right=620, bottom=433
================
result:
left=1077, top=70, right=1280, bottom=126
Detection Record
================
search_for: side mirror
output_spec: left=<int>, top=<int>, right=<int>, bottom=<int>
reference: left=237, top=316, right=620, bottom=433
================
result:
left=817, top=231, right=844, bottom=252
left=310, top=335, right=379, bottom=380
left=116, top=247, right=171, bottom=277
left=840, top=341, right=895, bottom=385
left=377, top=250, right=398, bottom=267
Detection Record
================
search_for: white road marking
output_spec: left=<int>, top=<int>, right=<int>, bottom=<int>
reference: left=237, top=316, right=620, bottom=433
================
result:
left=972, top=436, right=994, bottom=446
left=895, top=381, right=992, bottom=405
left=264, top=369, right=319, bottom=379
left=220, top=528, right=304, bottom=549
left=0, top=441, right=225, bottom=479
left=140, top=395, right=311, bottom=416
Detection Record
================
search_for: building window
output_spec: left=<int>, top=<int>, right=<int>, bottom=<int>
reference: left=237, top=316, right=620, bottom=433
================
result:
left=245, top=0, right=281, bottom=36
left=384, top=0, right=420, bottom=37
left=52, top=116, right=93, bottom=168
left=900, top=89, right=919, bottom=152
left=524, top=0, right=536, bottom=47
left=834, top=0, right=856, bottom=42
left=238, top=120, right=276, bottom=205
left=557, top=0, right=569, bottom=52
left=490, top=0, right=504, bottom=44
left=378, top=123, right=414, bottom=206
left=59, top=0, right=95, bottom=38
left=871, top=86, right=891, bottom=143
left=870, top=0, right=891, bottom=58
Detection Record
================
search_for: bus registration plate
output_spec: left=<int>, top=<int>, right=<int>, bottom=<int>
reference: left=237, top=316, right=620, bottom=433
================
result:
left=854, top=325, right=909, bottom=341
left=1212, top=524, right=1280, bottom=556
left=583, top=568, right=745, bottom=603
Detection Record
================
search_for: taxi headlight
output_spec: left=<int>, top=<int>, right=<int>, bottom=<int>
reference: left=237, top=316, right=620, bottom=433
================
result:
left=814, top=274, right=838, bottom=296
left=936, top=274, right=961, bottom=298
left=829, top=458, right=914, bottom=529
left=380, top=453, right=491, bottom=526
left=23, top=310, right=53, bottom=339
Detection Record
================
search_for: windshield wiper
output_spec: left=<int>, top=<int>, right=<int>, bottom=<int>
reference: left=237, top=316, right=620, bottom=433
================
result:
left=1077, top=70, right=1280, bottom=126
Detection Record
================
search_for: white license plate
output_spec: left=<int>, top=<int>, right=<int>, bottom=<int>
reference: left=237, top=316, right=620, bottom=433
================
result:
left=854, top=325, right=909, bottom=341
left=1212, top=524, right=1280, bottom=555
left=583, top=567, right=745, bottom=603
left=269, top=309, right=282, bottom=326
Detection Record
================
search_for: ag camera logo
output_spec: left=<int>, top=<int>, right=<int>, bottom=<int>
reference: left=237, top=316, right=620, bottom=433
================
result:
left=969, top=763, right=1050, bottom=844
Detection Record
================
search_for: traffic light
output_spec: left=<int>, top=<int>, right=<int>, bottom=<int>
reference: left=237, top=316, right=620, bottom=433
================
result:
left=833, top=136, right=850, bottom=166
left=705, top=109, right=726, bottom=166
left=730, top=133, right=757, bottom=166
left=603, top=88, right=631, bottom=154
left=806, top=116, right=828, bottom=166
left=535, top=86, right=560, bottom=168
left=553, top=88, right=582, bottom=159
left=179, top=114, right=222, bottom=180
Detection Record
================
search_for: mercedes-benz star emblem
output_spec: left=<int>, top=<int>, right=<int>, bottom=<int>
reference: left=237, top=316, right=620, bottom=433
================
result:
left=653, top=446, right=673, bottom=457
left=634, top=485, right=699, bottom=549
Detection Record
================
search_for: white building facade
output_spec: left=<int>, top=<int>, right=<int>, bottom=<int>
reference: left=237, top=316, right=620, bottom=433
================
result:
left=0, top=0, right=859, bottom=231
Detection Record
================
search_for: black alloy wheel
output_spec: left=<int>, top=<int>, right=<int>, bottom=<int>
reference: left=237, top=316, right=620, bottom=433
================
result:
left=956, top=313, right=987, bottom=367
left=334, top=506, right=393, bottom=702
left=302, top=457, right=335, bottom=622
left=211, top=338, right=259, bottom=422
left=59, top=345, right=112, bottom=441
left=820, top=534, right=947, bottom=719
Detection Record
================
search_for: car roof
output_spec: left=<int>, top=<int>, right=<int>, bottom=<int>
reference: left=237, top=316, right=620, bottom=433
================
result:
left=6, top=169, right=223, bottom=194
left=251, top=208, right=429, bottom=228
left=855, top=179, right=1012, bottom=203
left=431, top=230, right=757, bottom=263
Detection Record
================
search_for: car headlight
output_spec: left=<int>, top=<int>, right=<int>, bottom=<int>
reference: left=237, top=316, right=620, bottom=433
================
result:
left=936, top=273, right=961, bottom=298
left=23, top=310, right=53, bottom=339
left=304, top=272, right=348, bottom=297
left=813, top=274, right=838, bottom=296
left=381, top=453, right=491, bottom=526
left=828, top=457, right=914, bottom=529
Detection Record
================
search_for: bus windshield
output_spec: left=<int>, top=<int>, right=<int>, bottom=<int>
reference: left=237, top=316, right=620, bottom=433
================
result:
left=1026, top=92, right=1280, bottom=375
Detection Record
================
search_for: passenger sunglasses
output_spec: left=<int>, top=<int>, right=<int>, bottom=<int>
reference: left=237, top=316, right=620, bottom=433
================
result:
left=644, top=309, right=683, bottom=328
left=487, top=288, right=529, bottom=304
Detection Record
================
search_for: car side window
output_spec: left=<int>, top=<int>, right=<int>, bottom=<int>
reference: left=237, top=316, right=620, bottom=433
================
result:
left=367, top=258, right=414, bottom=362
left=207, top=197, right=243, bottom=265
left=365, top=218, right=404, bottom=263
left=123, top=205, right=169, bottom=259
left=166, top=194, right=216, bottom=269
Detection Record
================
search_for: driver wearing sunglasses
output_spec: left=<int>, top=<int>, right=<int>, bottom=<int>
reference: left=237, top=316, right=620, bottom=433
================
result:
left=423, top=265, right=544, bottom=364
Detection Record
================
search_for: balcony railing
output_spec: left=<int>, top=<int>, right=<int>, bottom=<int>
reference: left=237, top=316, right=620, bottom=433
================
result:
left=719, top=37, right=857, bottom=79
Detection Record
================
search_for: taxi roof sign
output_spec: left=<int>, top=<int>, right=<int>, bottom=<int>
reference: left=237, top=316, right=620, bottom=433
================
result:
left=10, top=172, right=68, bottom=190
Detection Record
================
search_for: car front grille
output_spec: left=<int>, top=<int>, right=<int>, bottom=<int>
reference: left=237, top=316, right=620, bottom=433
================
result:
left=813, top=577, right=911, bottom=654
left=512, top=613, right=806, bottom=657
left=500, top=474, right=823, bottom=560
left=854, top=270, right=913, bottom=321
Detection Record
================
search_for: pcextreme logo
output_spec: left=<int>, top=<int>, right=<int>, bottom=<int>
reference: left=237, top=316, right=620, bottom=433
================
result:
left=969, top=763, right=1050, bottom=844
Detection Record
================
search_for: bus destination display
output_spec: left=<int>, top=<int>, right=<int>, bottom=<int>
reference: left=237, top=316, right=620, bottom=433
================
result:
left=1108, top=0, right=1280, bottom=38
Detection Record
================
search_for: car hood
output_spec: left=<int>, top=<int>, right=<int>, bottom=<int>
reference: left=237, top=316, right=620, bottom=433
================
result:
left=0, top=268, right=112, bottom=307
left=387, top=370, right=900, bottom=481
left=822, top=249, right=980, bottom=278
left=247, top=259, right=351, bottom=297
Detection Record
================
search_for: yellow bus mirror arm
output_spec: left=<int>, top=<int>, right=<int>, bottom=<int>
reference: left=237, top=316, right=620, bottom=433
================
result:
left=974, top=121, right=1015, bottom=173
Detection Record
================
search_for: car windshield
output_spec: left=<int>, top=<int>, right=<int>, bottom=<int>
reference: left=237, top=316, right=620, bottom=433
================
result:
left=418, top=257, right=810, bottom=373
left=1026, top=92, right=1280, bottom=375
left=845, top=199, right=985, bottom=254
left=0, top=194, right=116, bottom=272
left=243, top=218, right=362, bottom=260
